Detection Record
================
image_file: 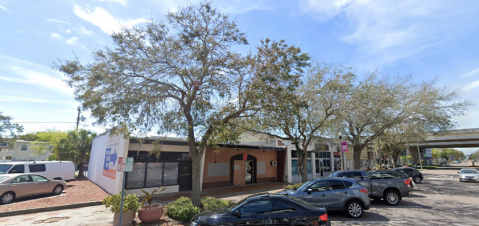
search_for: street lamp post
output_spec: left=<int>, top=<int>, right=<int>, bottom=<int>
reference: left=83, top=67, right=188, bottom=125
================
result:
left=339, top=133, right=343, bottom=170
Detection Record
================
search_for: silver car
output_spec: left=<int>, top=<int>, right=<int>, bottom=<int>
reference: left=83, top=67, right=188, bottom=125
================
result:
left=458, top=169, right=479, bottom=182
left=279, top=178, right=371, bottom=218
left=0, top=173, right=67, bottom=204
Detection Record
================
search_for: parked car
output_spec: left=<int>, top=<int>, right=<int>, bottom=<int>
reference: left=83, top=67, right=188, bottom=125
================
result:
left=367, top=170, right=415, bottom=191
left=0, top=161, right=75, bottom=181
left=279, top=178, right=370, bottom=218
left=329, top=170, right=410, bottom=205
left=394, top=167, right=423, bottom=184
left=191, top=193, right=331, bottom=226
left=458, top=169, right=479, bottom=182
left=0, top=173, right=67, bottom=204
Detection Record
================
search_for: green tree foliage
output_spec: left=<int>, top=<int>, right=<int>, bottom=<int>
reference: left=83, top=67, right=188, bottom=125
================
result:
left=0, top=112, right=23, bottom=141
left=337, top=73, right=471, bottom=169
left=56, top=3, right=307, bottom=205
left=241, top=62, right=354, bottom=182
left=32, top=129, right=95, bottom=178
left=17, top=133, right=39, bottom=141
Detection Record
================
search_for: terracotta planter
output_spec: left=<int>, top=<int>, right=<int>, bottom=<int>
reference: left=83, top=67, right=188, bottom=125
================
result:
left=113, top=210, right=136, bottom=226
left=138, top=204, right=164, bottom=223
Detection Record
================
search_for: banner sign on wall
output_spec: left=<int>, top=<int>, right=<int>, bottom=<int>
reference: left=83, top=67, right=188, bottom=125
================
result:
left=341, top=141, right=348, bottom=153
left=103, top=136, right=119, bottom=179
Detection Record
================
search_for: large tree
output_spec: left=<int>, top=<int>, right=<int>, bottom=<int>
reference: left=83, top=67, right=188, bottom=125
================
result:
left=241, top=62, right=355, bottom=182
left=0, top=112, right=23, bottom=142
left=338, top=73, right=471, bottom=169
left=56, top=3, right=308, bottom=205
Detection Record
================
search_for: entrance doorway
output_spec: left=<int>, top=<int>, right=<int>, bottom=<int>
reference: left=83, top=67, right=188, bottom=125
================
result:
left=245, top=160, right=253, bottom=183
left=230, top=154, right=257, bottom=186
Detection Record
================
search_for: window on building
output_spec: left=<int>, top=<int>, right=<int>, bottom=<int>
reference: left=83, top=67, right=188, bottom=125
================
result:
left=145, top=162, right=163, bottom=187
left=126, top=151, right=187, bottom=189
left=0, top=142, right=8, bottom=147
left=163, top=162, right=178, bottom=185
left=21, top=145, right=27, bottom=151
left=291, top=160, right=312, bottom=176
left=29, top=164, right=46, bottom=173
left=126, top=162, right=147, bottom=189
left=315, top=152, right=331, bottom=159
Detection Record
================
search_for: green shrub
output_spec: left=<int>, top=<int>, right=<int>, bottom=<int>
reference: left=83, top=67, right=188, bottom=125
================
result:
left=284, top=183, right=302, bottom=190
left=201, top=196, right=234, bottom=211
left=166, top=196, right=200, bottom=223
left=102, top=192, right=140, bottom=213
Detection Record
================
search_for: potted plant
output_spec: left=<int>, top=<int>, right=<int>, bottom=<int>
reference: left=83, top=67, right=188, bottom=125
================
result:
left=102, top=191, right=140, bottom=226
left=138, top=186, right=166, bottom=223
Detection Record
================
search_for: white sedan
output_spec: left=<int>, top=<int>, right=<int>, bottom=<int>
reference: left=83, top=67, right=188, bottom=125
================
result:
left=458, top=169, right=479, bottom=182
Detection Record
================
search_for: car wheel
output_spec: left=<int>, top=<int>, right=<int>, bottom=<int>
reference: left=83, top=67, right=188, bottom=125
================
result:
left=384, top=190, right=400, bottom=206
left=346, top=200, right=363, bottom=218
left=53, top=185, right=64, bottom=195
left=414, top=177, right=422, bottom=184
left=1, top=192, right=15, bottom=204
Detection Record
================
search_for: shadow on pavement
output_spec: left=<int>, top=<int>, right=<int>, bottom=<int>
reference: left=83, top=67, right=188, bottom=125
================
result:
left=370, top=199, right=431, bottom=209
left=328, top=211, right=390, bottom=221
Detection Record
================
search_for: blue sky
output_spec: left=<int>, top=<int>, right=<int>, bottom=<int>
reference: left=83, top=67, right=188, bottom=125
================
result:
left=1, top=0, right=478, bottom=154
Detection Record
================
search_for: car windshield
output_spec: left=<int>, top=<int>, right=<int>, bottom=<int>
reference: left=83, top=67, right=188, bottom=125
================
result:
left=296, top=180, right=314, bottom=191
left=0, top=164, right=12, bottom=174
left=288, top=196, right=316, bottom=209
left=461, top=170, right=478, bottom=174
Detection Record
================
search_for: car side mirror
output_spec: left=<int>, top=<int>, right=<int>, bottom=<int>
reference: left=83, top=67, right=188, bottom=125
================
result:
left=306, top=188, right=312, bottom=194
left=234, top=210, right=241, bottom=217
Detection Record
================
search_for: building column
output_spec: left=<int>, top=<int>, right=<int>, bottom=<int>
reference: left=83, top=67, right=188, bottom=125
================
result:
left=199, top=148, right=205, bottom=191
left=286, top=140, right=292, bottom=183
left=311, top=151, right=316, bottom=179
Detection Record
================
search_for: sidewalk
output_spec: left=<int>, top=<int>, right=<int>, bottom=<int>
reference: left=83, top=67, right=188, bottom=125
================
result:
left=0, top=182, right=289, bottom=226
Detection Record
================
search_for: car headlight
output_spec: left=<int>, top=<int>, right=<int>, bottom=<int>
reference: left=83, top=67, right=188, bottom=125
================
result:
left=191, top=222, right=198, bottom=226
left=459, top=176, right=465, bottom=178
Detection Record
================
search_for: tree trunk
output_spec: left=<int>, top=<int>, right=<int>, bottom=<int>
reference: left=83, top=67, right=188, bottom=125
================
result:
left=353, top=145, right=362, bottom=170
left=77, top=162, right=85, bottom=179
left=300, top=150, right=308, bottom=183
left=190, top=151, right=203, bottom=207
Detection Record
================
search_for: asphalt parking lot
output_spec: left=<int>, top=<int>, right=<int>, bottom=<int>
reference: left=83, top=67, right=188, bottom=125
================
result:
left=1, top=168, right=479, bottom=226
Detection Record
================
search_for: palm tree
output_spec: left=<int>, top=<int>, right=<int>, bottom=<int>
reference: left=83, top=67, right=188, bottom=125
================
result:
left=59, top=129, right=97, bottom=179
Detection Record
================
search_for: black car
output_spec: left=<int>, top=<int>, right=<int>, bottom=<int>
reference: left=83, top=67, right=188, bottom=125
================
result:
left=191, top=193, right=331, bottom=226
left=394, top=167, right=423, bottom=183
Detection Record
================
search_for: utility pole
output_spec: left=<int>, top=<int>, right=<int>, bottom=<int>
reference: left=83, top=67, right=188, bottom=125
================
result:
left=76, top=106, right=81, bottom=131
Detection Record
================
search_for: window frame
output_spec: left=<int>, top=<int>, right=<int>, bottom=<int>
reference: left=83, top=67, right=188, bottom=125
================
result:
left=125, top=151, right=189, bottom=189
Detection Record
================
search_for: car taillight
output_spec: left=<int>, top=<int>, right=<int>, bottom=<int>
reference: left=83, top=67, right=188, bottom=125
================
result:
left=319, top=213, right=328, bottom=221
left=359, top=188, right=368, bottom=194
left=404, top=179, right=410, bottom=185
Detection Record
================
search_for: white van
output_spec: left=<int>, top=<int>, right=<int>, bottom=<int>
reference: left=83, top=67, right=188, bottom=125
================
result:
left=0, top=161, right=75, bottom=181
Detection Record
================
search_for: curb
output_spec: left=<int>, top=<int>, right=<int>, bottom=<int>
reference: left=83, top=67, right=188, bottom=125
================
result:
left=0, top=201, right=102, bottom=218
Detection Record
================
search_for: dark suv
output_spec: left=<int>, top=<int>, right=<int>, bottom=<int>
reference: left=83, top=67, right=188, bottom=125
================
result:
left=394, top=167, right=423, bottom=183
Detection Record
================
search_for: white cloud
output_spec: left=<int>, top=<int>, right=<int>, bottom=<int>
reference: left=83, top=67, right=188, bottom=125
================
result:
left=462, top=80, right=479, bottom=91
left=78, top=26, right=93, bottom=36
left=299, top=0, right=479, bottom=63
left=65, top=37, right=78, bottom=44
left=462, top=68, right=479, bottom=78
left=73, top=4, right=148, bottom=34
left=0, top=4, right=9, bottom=12
left=98, top=0, right=127, bottom=6
left=144, top=0, right=274, bottom=15
left=47, top=19, right=72, bottom=26
left=0, top=95, right=75, bottom=105
left=0, top=55, right=74, bottom=96
left=51, top=33, right=63, bottom=40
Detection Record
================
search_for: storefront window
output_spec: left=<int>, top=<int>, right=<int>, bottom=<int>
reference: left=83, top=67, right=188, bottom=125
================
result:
left=291, top=160, right=312, bottom=176
left=146, top=162, right=163, bottom=187
left=126, top=162, right=146, bottom=189
left=163, top=162, right=178, bottom=185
